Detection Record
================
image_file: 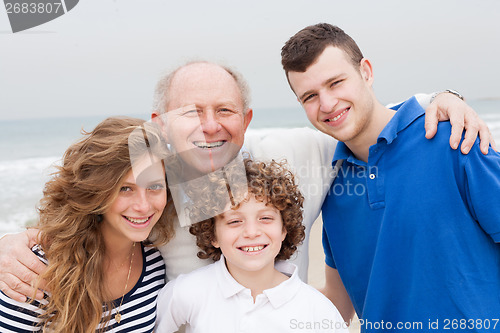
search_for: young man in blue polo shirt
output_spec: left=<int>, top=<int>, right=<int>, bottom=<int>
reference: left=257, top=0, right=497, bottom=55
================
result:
left=281, top=23, right=500, bottom=332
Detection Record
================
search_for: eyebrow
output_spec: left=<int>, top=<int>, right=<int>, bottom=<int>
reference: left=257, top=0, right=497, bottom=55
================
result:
left=121, top=179, right=165, bottom=186
left=298, top=74, right=344, bottom=101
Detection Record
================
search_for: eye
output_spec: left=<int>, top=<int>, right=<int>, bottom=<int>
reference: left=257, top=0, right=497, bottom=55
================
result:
left=182, top=109, right=201, bottom=117
left=148, top=183, right=165, bottom=191
left=227, top=219, right=242, bottom=225
left=260, top=216, right=274, bottom=222
left=330, top=80, right=343, bottom=88
left=218, top=108, right=237, bottom=116
left=120, top=186, right=132, bottom=192
left=302, top=93, right=317, bottom=103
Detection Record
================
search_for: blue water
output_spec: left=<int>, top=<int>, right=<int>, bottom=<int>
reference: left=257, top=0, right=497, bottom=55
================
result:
left=0, top=101, right=499, bottom=236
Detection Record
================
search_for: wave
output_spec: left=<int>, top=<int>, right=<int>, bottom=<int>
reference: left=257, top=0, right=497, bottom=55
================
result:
left=0, top=156, right=60, bottom=237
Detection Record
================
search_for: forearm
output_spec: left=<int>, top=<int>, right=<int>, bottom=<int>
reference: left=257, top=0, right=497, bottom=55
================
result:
left=321, top=265, right=355, bottom=324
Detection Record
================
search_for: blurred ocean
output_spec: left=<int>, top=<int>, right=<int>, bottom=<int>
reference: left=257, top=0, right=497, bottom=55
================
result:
left=0, top=101, right=499, bottom=237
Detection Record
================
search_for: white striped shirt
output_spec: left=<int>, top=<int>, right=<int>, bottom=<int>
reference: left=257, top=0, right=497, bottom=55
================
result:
left=0, top=244, right=166, bottom=332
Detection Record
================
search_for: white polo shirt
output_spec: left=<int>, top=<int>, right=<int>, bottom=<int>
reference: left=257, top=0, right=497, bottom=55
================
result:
left=155, top=257, right=347, bottom=333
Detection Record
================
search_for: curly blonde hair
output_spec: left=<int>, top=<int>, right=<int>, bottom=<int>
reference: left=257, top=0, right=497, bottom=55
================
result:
left=189, top=159, right=305, bottom=262
left=36, top=117, right=175, bottom=332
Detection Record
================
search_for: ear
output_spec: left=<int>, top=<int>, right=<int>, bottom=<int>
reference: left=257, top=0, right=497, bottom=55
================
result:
left=212, top=238, right=220, bottom=249
left=243, top=108, right=253, bottom=132
left=281, top=226, right=287, bottom=242
left=151, top=112, right=170, bottom=143
left=359, top=58, right=374, bottom=85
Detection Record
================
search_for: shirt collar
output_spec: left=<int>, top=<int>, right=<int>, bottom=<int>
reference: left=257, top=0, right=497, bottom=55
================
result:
left=378, top=96, right=424, bottom=145
left=214, top=256, right=302, bottom=308
left=215, top=255, right=247, bottom=298
left=263, top=260, right=301, bottom=308
left=332, top=96, right=424, bottom=164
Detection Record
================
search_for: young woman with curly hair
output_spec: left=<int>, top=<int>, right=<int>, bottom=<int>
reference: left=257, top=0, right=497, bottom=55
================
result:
left=155, top=159, right=346, bottom=333
left=0, top=117, right=176, bottom=333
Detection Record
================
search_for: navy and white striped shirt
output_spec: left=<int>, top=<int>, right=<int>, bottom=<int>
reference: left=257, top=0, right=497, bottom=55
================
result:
left=0, top=244, right=166, bottom=332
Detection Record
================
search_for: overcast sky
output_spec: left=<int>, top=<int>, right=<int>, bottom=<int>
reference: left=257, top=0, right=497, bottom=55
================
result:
left=0, top=0, right=499, bottom=121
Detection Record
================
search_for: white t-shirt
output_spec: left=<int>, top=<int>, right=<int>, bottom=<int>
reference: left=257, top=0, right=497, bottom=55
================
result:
left=155, top=257, right=347, bottom=333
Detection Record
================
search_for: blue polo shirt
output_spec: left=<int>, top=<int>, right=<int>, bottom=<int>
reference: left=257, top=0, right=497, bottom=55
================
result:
left=322, top=97, right=500, bottom=332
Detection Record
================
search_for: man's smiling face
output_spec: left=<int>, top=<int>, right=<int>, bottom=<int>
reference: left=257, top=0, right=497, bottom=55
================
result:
left=162, top=63, right=252, bottom=175
left=288, top=46, right=375, bottom=146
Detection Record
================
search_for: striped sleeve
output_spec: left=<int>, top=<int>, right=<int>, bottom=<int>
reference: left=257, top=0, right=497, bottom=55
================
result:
left=0, top=246, right=48, bottom=332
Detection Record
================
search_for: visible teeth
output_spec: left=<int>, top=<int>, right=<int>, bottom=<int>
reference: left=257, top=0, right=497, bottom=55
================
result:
left=327, top=108, right=349, bottom=122
left=241, top=245, right=265, bottom=252
left=194, top=141, right=224, bottom=149
left=126, top=216, right=149, bottom=224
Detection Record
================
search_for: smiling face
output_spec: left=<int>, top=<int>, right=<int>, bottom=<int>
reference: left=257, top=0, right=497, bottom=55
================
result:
left=159, top=63, right=253, bottom=175
left=212, top=195, right=287, bottom=279
left=101, top=159, right=167, bottom=244
left=288, top=46, right=377, bottom=146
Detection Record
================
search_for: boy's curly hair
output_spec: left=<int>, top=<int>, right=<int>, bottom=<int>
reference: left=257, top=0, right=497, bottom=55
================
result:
left=189, top=158, right=305, bottom=262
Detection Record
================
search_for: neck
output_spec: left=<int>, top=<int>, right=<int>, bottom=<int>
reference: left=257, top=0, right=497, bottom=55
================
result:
left=101, top=225, right=137, bottom=264
left=225, top=259, right=287, bottom=302
left=346, top=103, right=395, bottom=162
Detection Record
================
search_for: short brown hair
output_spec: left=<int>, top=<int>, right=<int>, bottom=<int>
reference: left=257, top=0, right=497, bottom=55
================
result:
left=189, top=159, right=305, bottom=262
left=281, top=23, right=364, bottom=75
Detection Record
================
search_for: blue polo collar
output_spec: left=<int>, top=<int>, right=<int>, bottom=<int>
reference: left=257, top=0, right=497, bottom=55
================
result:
left=332, top=97, right=425, bottom=164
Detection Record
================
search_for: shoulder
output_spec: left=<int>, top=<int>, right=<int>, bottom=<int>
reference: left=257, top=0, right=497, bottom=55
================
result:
left=158, top=262, right=217, bottom=309
left=143, top=246, right=164, bottom=267
left=294, top=281, right=346, bottom=324
left=137, top=246, right=166, bottom=297
left=245, top=127, right=336, bottom=150
left=297, top=281, right=337, bottom=308
left=460, top=140, right=500, bottom=188
left=173, top=261, right=217, bottom=289
left=143, top=246, right=165, bottom=276
left=245, top=127, right=337, bottom=170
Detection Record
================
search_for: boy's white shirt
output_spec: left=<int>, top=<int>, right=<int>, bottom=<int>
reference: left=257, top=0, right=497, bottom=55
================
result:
left=155, top=257, right=347, bottom=333
left=158, top=94, right=433, bottom=282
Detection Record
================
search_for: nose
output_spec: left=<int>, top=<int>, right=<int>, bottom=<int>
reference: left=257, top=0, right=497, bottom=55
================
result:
left=201, top=110, right=222, bottom=135
left=319, top=92, right=339, bottom=113
left=242, top=220, right=262, bottom=238
left=132, top=189, right=151, bottom=213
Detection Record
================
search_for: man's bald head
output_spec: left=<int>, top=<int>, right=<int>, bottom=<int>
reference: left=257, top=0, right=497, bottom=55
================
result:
left=152, top=61, right=251, bottom=115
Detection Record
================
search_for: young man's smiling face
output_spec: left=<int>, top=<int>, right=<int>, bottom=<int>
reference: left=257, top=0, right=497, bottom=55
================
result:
left=160, top=63, right=252, bottom=175
left=288, top=46, right=376, bottom=146
left=212, top=195, right=286, bottom=280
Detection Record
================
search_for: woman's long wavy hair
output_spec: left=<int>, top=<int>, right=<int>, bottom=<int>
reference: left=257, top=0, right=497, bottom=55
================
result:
left=35, top=117, right=175, bottom=332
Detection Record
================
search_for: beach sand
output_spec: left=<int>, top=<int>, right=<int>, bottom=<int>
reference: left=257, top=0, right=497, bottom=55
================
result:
left=308, top=215, right=360, bottom=333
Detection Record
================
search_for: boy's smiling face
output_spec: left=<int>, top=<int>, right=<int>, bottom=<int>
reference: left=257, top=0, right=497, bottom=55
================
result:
left=212, top=195, right=287, bottom=278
